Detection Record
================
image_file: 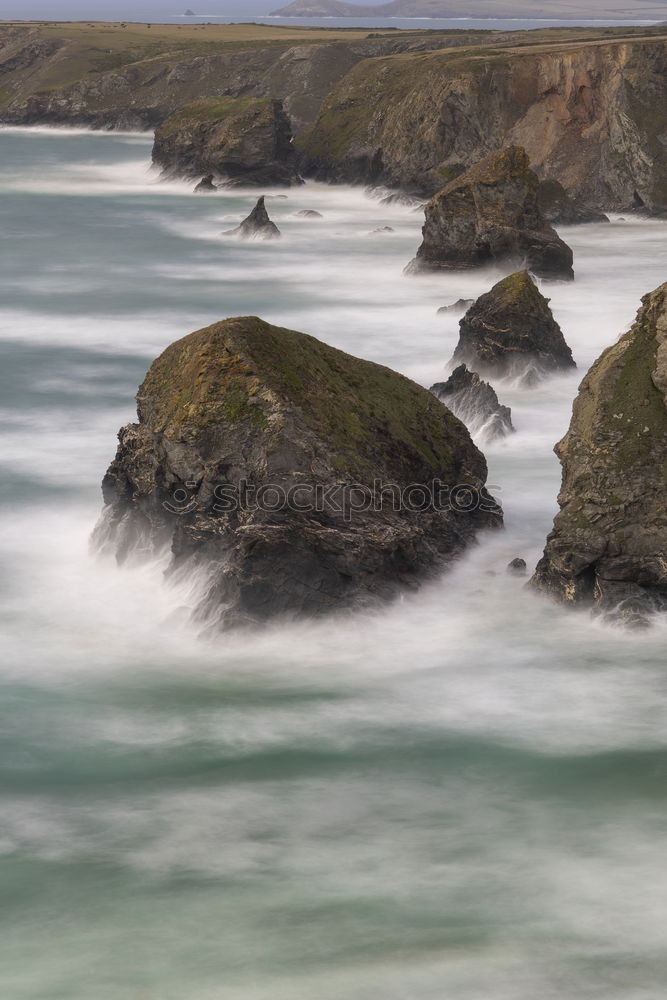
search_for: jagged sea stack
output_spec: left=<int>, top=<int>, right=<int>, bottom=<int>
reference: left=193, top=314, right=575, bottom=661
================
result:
left=96, top=317, right=502, bottom=628
left=452, top=271, right=576, bottom=382
left=407, top=147, right=574, bottom=281
left=531, top=283, right=667, bottom=623
left=431, top=365, right=514, bottom=442
left=224, top=197, right=281, bottom=240
left=152, top=97, right=300, bottom=187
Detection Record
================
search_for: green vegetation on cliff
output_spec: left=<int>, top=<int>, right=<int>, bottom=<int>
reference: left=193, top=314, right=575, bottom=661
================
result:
left=138, top=316, right=473, bottom=477
left=531, top=283, right=667, bottom=618
left=157, top=96, right=270, bottom=137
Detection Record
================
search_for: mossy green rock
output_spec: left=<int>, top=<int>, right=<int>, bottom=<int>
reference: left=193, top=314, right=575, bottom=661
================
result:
left=407, top=148, right=574, bottom=281
left=152, top=96, right=299, bottom=187
left=452, top=270, right=576, bottom=381
left=97, top=317, right=502, bottom=627
left=531, top=282, right=667, bottom=623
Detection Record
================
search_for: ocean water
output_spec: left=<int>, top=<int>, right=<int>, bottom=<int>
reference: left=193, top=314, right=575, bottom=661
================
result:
left=2, top=127, right=667, bottom=999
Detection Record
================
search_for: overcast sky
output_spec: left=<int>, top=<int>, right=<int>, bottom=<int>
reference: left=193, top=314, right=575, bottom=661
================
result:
left=0, top=0, right=389, bottom=16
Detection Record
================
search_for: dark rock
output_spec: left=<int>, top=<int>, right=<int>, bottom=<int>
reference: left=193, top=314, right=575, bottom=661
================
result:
left=531, top=282, right=667, bottom=624
left=538, top=178, right=610, bottom=225
left=406, top=147, right=575, bottom=282
left=223, top=196, right=281, bottom=240
left=193, top=173, right=217, bottom=193
left=153, top=96, right=301, bottom=187
left=94, top=316, right=503, bottom=629
left=184, top=8, right=195, bottom=14
left=507, top=557, right=527, bottom=575
left=369, top=226, right=395, bottom=234
left=437, top=298, right=475, bottom=316
left=451, top=271, right=576, bottom=383
left=431, top=364, right=514, bottom=442
left=294, top=209, right=323, bottom=218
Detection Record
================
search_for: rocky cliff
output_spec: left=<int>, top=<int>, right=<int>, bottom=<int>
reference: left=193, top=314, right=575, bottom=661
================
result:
left=96, top=317, right=502, bottom=628
left=531, top=283, right=667, bottom=623
left=152, top=97, right=299, bottom=185
left=0, top=22, right=499, bottom=132
left=298, top=33, right=667, bottom=211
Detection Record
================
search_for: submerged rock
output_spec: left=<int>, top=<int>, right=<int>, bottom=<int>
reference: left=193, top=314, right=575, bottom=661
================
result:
left=379, top=192, right=424, bottom=209
left=437, top=298, right=475, bottom=316
left=223, top=196, right=281, bottom=240
left=507, top=557, right=527, bottom=575
left=369, top=226, right=395, bottom=234
left=406, top=147, right=574, bottom=282
left=95, top=317, right=502, bottom=628
left=193, top=174, right=217, bottom=193
left=152, top=96, right=300, bottom=187
left=537, top=178, right=610, bottom=226
left=452, top=271, right=576, bottom=383
left=431, top=364, right=514, bottom=442
left=293, top=209, right=323, bottom=218
left=531, top=282, right=667, bottom=624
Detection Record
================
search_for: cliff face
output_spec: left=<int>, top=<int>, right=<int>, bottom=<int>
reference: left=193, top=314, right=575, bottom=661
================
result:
left=152, top=97, right=299, bottom=185
left=298, top=36, right=667, bottom=210
left=96, top=317, right=501, bottom=628
left=531, top=283, right=667, bottom=623
left=0, top=23, right=496, bottom=133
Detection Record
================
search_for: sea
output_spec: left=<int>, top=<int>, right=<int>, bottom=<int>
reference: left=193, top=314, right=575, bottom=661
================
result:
left=2, top=126, right=667, bottom=999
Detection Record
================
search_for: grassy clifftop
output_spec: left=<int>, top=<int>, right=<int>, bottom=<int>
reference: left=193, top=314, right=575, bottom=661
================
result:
left=1, top=21, right=666, bottom=133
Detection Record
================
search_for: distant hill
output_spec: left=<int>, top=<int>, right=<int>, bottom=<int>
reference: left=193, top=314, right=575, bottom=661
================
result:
left=271, top=0, right=667, bottom=17
left=270, top=1, right=459, bottom=13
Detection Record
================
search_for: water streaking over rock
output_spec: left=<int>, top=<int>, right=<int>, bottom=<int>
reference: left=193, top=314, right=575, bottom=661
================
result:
left=431, top=364, right=514, bottom=442
left=96, top=317, right=500, bottom=627
left=2, top=128, right=667, bottom=1000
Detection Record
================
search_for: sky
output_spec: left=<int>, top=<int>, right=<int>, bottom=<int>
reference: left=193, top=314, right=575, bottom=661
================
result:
left=0, top=0, right=388, bottom=16
left=0, top=0, right=662, bottom=22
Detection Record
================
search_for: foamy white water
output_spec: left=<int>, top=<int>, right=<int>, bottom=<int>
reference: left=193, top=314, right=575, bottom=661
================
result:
left=2, top=127, right=667, bottom=1000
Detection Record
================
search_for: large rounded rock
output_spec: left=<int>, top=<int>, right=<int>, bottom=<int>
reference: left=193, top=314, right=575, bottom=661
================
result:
left=531, top=283, right=667, bottom=623
left=152, top=96, right=300, bottom=187
left=407, top=147, right=574, bottom=281
left=95, top=317, right=502, bottom=628
left=451, top=271, right=576, bottom=383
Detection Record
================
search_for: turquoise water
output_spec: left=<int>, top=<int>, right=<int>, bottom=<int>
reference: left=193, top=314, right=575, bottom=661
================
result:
left=2, top=127, right=667, bottom=999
